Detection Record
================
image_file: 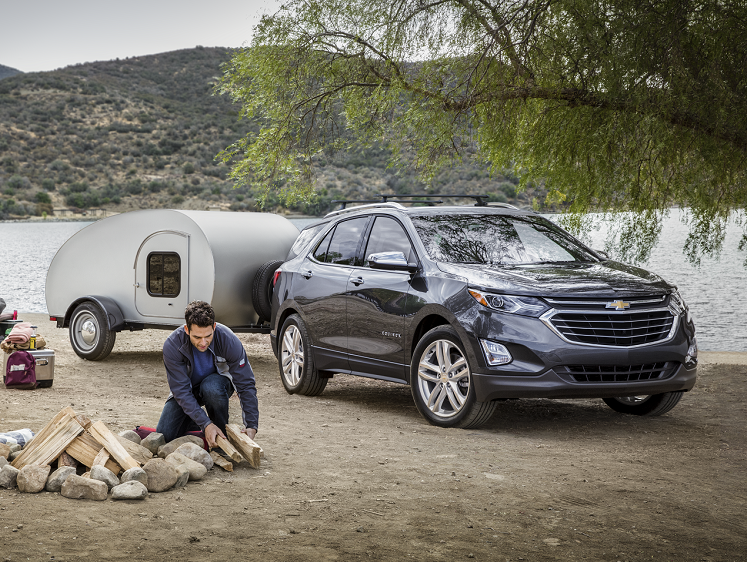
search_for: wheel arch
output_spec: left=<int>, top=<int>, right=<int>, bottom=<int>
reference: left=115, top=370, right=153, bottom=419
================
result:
left=63, top=296, right=125, bottom=332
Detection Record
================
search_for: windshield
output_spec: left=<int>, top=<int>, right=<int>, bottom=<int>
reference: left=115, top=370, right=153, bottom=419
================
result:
left=411, top=214, right=599, bottom=265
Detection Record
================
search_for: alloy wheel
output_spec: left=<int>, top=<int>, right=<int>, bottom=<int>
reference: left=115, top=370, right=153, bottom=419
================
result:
left=281, top=324, right=304, bottom=386
left=416, top=339, right=470, bottom=419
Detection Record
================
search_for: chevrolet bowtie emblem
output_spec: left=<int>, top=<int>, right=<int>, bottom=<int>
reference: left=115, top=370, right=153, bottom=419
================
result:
left=606, top=300, right=630, bottom=310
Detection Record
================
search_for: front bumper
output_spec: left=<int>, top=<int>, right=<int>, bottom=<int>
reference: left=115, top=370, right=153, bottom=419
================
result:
left=472, top=362, right=697, bottom=401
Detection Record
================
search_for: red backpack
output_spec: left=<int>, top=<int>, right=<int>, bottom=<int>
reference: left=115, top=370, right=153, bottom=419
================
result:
left=4, top=350, right=37, bottom=389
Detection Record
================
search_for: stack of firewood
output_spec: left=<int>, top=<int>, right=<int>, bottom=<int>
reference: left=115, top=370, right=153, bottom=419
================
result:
left=0, top=406, right=263, bottom=499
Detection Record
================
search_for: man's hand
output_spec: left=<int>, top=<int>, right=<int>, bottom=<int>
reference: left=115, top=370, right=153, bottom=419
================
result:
left=241, top=427, right=257, bottom=440
left=204, top=423, right=226, bottom=449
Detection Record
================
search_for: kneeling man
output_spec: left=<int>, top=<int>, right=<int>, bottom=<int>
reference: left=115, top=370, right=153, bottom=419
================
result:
left=157, top=301, right=257, bottom=447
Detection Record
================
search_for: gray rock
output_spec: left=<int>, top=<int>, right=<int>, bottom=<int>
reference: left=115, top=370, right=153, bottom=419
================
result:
left=166, top=452, right=207, bottom=481
left=46, top=466, right=76, bottom=492
left=17, top=464, right=51, bottom=493
left=118, top=430, right=142, bottom=445
left=173, top=442, right=213, bottom=471
left=141, top=432, right=166, bottom=455
left=0, top=442, right=10, bottom=459
left=142, top=458, right=178, bottom=492
left=61, top=474, right=108, bottom=501
left=90, top=465, right=120, bottom=490
left=9, top=443, right=22, bottom=453
left=173, top=464, right=190, bottom=488
left=157, top=435, right=203, bottom=458
left=0, top=457, right=7, bottom=469
left=121, top=467, right=148, bottom=486
left=9, top=451, right=22, bottom=461
left=111, top=480, right=148, bottom=500
left=0, top=464, right=20, bottom=489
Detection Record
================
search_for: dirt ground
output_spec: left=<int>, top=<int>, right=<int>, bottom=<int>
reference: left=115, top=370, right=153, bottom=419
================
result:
left=1, top=313, right=745, bottom=562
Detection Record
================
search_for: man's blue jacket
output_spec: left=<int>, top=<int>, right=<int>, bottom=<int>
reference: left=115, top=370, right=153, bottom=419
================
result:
left=162, top=323, right=258, bottom=430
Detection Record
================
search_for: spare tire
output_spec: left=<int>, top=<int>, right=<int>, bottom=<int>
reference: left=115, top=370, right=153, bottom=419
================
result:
left=252, top=260, right=284, bottom=323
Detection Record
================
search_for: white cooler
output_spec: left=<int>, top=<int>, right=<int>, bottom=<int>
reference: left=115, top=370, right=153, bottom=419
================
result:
left=2, top=348, right=55, bottom=388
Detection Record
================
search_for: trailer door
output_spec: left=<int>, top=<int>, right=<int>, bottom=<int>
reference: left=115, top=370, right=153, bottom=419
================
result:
left=135, top=231, right=189, bottom=319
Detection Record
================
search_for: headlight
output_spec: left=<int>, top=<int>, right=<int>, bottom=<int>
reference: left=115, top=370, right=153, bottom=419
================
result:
left=468, top=289, right=549, bottom=317
left=669, top=289, right=693, bottom=325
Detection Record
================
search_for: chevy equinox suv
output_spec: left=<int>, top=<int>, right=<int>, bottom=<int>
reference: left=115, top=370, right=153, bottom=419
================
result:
left=269, top=202, right=698, bottom=429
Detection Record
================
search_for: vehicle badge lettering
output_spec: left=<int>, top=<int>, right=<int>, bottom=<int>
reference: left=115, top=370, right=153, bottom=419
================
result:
left=606, top=300, right=630, bottom=310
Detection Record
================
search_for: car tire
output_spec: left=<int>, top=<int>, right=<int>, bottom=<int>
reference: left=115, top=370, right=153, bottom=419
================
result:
left=252, top=260, right=285, bottom=323
left=278, top=314, right=328, bottom=396
left=69, top=301, right=116, bottom=361
left=410, top=325, right=497, bottom=429
left=603, top=391, right=684, bottom=416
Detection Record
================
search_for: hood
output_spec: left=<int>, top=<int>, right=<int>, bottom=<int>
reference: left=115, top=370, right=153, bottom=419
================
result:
left=436, top=260, right=673, bottom=297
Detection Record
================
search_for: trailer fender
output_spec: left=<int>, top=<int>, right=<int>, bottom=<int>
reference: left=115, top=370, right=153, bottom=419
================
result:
left=61, top=296, right=125, bottom=332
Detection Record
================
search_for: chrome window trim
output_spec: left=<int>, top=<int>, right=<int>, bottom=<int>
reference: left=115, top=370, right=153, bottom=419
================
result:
left=540, top=306, right=680, bottom=348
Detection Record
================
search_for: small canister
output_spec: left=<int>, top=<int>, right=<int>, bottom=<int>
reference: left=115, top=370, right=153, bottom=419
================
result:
left=29, top=325, right=37, bottom=350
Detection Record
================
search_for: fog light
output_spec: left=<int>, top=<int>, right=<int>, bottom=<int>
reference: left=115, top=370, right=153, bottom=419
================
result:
left=685, top=337, right=698, bottom=369
left=480, top=339, right=512, bottom=366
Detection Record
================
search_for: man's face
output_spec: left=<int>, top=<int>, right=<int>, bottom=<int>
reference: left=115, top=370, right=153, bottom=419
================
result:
left=185, top=323, right=215, bottom=352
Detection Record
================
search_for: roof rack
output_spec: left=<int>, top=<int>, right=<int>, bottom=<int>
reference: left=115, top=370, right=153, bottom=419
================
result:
left=376, top=194, right=518, bottom=209
left=325, top=201, right=407, bottom=218
left=326, top=194, right=519, bottom=216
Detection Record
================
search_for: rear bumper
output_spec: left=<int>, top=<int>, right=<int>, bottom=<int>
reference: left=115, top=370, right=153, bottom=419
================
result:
left=472, top=362, right=697, bottom=401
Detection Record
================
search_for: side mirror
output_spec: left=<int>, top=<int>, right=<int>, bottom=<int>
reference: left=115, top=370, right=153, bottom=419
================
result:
left=368, top=252, right=418, bottom=273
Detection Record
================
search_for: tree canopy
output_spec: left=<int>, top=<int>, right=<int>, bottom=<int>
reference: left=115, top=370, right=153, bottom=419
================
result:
left=219, top=0, right=747, bottom=265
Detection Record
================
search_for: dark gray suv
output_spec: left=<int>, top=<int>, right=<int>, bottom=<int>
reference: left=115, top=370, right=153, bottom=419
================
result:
left=269, top=202, right=698, bottom=428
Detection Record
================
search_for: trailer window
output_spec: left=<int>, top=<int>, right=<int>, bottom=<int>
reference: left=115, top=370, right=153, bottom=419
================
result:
left=147, top=253, right=181, bottom=297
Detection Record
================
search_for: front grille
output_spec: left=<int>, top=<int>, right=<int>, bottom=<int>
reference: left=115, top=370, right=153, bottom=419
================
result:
left=558, top=363, right=676, bottom=383
left=549, top=309, right=675, bottom=346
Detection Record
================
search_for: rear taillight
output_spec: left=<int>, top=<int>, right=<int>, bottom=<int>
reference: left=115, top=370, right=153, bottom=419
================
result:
left=272, top=270, right=281, bottom=287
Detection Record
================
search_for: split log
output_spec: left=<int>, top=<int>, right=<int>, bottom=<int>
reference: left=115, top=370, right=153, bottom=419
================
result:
left=58, top=451, right=78, bottom=468
left=210, top=451, right=233, bottom=472
left=114, top=434, right=153, bottom=465
left=88, top=421, right=139, bottom=471
left=225, top=424, right=261, bottom=469
left=215, top=435, right=243, bottom=464
left=66, top=432, right=120, bottom=474
left=92, top=448, right=110, bottom=467
left=12, top=408, right=84, bottom=469
left=75, top=414, right=92, bottom=430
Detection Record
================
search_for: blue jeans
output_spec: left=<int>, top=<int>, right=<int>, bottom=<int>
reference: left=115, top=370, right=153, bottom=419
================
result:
left=156, top=374, right=234, bottom=442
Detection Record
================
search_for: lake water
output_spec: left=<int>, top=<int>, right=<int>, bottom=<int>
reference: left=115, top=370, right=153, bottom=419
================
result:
left=0, top=214, right=744, bottom=351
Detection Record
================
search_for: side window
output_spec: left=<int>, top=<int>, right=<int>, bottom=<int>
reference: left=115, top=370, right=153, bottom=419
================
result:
left=363, top=217, right=415, bottom=266
left=148, top=252, right=180, bottom=297
left=324, top=217, right=369, bottom=265
left=312, top=227, right=335, bottom=262
left=288, top=222, right=328, bottom=260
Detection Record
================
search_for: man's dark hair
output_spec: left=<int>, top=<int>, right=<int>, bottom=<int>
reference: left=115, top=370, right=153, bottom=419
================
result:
left=185, top=301, right=215, bottom=329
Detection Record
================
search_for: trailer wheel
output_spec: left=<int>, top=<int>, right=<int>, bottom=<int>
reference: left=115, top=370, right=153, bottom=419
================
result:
left=69, top=302, right=116, bottom=361
left=252, top=259, right=284, bottom=323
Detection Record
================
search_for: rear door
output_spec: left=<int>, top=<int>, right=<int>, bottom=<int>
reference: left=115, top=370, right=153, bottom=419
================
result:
left=292, top=217, right=370, bottom=372
left=134, top=231, right=189, bottom=319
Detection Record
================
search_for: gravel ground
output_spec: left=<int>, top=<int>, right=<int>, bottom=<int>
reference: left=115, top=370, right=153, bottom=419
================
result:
left=0, top=313, right=745, bottom=562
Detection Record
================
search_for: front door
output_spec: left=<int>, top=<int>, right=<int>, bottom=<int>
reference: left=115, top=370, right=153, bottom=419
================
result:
left=346, top=216, right=416, bottom=381
left=135, top=231, right=189, bottom=319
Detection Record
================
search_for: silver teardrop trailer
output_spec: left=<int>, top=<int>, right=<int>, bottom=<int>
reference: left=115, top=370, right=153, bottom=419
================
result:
left=45, top=209, right=299, bottom=360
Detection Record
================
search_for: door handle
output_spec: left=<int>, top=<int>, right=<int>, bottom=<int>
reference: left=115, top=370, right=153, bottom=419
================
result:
left=351, top=276, right=364, bottom=286
left=134, top=283, right=140, bottom=288
left=301, top=269, right=313, bottom=279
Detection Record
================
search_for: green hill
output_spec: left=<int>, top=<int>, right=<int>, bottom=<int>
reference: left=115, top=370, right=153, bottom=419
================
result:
left=0, top=64, right=21, bottom=80
left=0, top=47, right=540, bottom=220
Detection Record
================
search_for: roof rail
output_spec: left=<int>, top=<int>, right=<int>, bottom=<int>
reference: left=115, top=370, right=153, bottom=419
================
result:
left=325, top=201, right=407, bottom=218
left=375, top=194, right=518, bottom=209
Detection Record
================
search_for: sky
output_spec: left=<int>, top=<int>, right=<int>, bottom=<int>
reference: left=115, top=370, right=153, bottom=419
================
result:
left=0, top=0, right=279, bottom=73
